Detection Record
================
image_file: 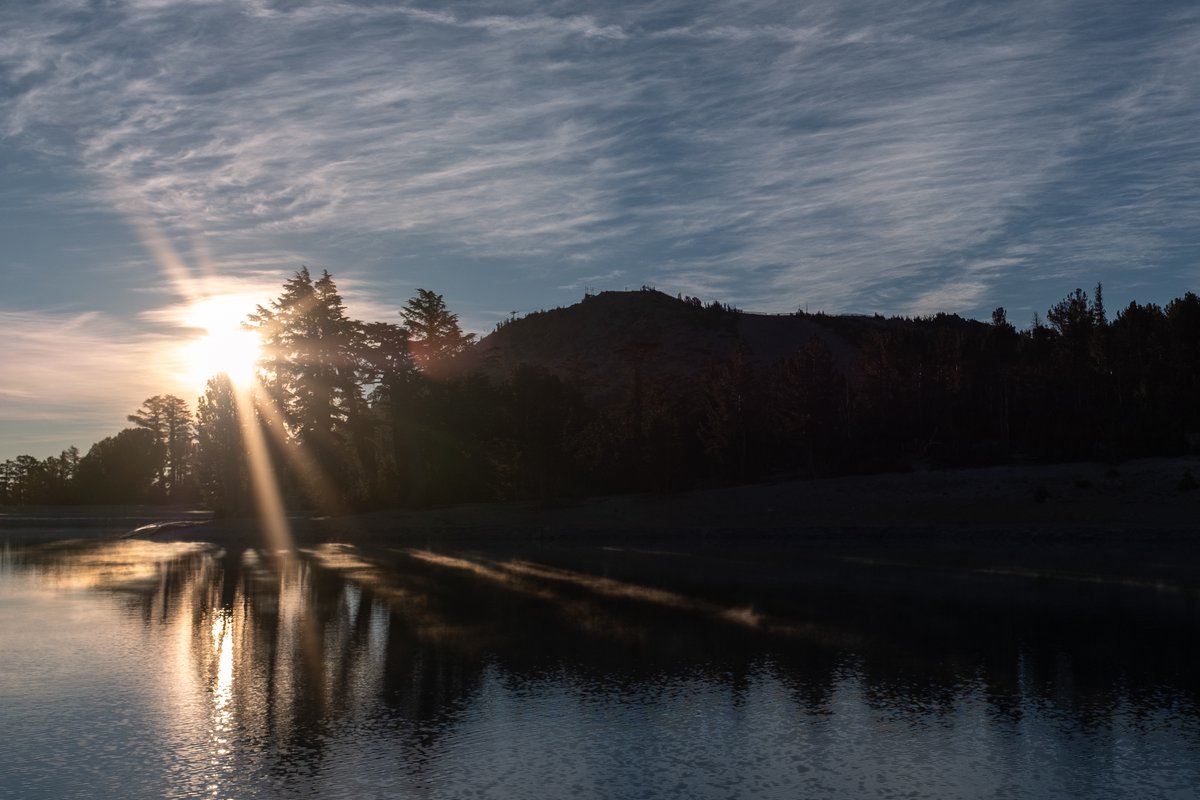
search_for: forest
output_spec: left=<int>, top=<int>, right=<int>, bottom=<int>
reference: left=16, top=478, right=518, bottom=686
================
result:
left=2, top=268, right=1199, bottom=513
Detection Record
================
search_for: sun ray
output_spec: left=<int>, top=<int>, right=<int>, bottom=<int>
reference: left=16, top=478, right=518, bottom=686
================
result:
left=232, top=384, right=293, bottom=554
left=250, top=393, right=345, bottom=515
left=129, top=212, right=292, bottom=553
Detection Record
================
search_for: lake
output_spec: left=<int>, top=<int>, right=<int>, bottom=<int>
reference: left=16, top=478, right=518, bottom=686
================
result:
left=2, top=526, right=1198, bottom=799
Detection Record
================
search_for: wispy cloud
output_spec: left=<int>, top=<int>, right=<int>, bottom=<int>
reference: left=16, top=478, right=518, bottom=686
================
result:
left=2, top=0, right=1199, bottom=452
left=1, top=0, right=641, bottom=255
left=3, top=1, right=1197, bottom=317
left=0, top=309, right=191, bottom=453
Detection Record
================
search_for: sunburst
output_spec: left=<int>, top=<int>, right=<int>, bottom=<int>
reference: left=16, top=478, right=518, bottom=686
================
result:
left=184, top=297, right=262, bottom=388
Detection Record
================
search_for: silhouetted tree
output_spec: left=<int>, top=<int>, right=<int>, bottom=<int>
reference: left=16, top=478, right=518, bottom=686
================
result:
left=1109, top=301, right=1170, bottom=454
left=8, top=281, right=1200, bottom=509
left=761, top=339, right=848, bottom=475
left=985, top=309, right=1018, bottom=453
left=194, top=375, right=252, bottom=515
left=249, top=267, right=368, bottom=510
left=1038, top=287, right=1112, bottom=455
left=0, top=448, right=82, bottom=505
left=698, top=346, right=753, bottom=481
left=359, top=321, right=416, bottom=503
left=401, top=289, right=476, bottom=371
left=492, top=365, right=588, bottom=500
left=1047, top=287, right=1093, bottom=341
left=127, top=394, right=193, bottom=498
left=1, top=455, right=41, bottom=505
left=1165, top=292, right=1200, bottom=449
left=75, top=428, right=161, bottom=504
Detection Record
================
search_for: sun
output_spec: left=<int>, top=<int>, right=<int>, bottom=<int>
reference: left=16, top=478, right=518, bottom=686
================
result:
left=184, top=297, right=262, bottom=388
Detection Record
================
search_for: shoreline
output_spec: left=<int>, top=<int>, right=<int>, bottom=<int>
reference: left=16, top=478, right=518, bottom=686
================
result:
left=4, top=455, right=1198, bottom=559
left=147, top=454, right=1200, bottom=588
left=3, top=457, right=1198, bottom=615
left=3, top=454, right=1197, bottom=536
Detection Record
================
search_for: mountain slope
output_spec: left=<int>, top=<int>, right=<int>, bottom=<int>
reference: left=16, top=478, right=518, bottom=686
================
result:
left=452, top=289, right=857, bottom=399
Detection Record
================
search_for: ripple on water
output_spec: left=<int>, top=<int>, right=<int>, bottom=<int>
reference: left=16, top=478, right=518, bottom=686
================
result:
left=3, top=540, right=1200, bottom=799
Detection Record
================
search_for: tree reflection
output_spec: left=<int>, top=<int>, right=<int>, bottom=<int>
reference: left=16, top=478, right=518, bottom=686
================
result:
left=4, top=535, right=1199, bottom=795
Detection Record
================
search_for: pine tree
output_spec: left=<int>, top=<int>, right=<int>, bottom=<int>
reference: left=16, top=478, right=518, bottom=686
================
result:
left=1047, top=288, right=1092, bottom=339
left=127, top=394, right=193, bottom=497
left=249, top=268, right=364, bottom=445
left=1091, top=282, right=1107, bottom=327
left=195, top=375, right=251, bottom=515
left=75, top=428, right=161, bottom=504
left=400, top=289, right=475, bottom=370
left=360, top=320, right=417, bottom=501
left=248, top=267, right=368, bottom=509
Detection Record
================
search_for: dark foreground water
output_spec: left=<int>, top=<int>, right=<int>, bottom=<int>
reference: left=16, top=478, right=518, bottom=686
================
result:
left=1, top=531, right=1198, bottom=799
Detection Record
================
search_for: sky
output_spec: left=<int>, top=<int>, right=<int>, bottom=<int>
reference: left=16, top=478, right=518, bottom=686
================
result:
left=2, top=0, right=1199, bottom=458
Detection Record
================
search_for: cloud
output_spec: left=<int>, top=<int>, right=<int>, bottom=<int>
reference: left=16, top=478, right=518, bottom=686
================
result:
left=907, top=281, right=992, bottom=317
left=0, top=308, right=197, bottom=454
left=2, top=0, right=1200, bottom=455
left=1, top=0, right=642, bottom=255
left=3, top=0, right=1198, bottom=322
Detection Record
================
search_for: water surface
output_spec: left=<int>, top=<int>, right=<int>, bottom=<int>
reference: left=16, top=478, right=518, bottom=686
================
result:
left=2, top=532, right=1198, bottom=799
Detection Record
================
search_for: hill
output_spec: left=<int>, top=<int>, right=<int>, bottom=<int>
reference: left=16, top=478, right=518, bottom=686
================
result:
left=451, top=289, right=861, bottom=401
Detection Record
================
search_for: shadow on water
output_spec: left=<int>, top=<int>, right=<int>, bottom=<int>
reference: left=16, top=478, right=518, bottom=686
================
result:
left=2, top=534, right=1199, bottom=798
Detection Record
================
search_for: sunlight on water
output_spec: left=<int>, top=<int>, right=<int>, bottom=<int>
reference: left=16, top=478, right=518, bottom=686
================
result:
left=1, top=537, right=1198, bottom=799
left=212, top=610, right=234, bottom=740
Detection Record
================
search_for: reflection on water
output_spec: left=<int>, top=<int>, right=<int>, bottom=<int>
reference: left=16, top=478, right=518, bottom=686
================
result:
left=1, top=536, right=1199, bottom=799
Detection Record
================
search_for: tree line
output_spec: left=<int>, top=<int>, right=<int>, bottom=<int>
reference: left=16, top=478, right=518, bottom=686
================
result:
left=2, top=271, right=1198, bottom=511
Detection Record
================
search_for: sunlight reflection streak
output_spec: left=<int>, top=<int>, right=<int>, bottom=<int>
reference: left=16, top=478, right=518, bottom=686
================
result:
left=406, top=549, right=818, bottom=638
left=309, top=544, right=488, bottom=645
left=213, top=610, right=234, bottom=728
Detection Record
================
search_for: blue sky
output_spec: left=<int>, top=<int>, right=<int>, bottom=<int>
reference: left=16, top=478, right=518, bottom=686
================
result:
left=2, top=0, right=1199, bottom=458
